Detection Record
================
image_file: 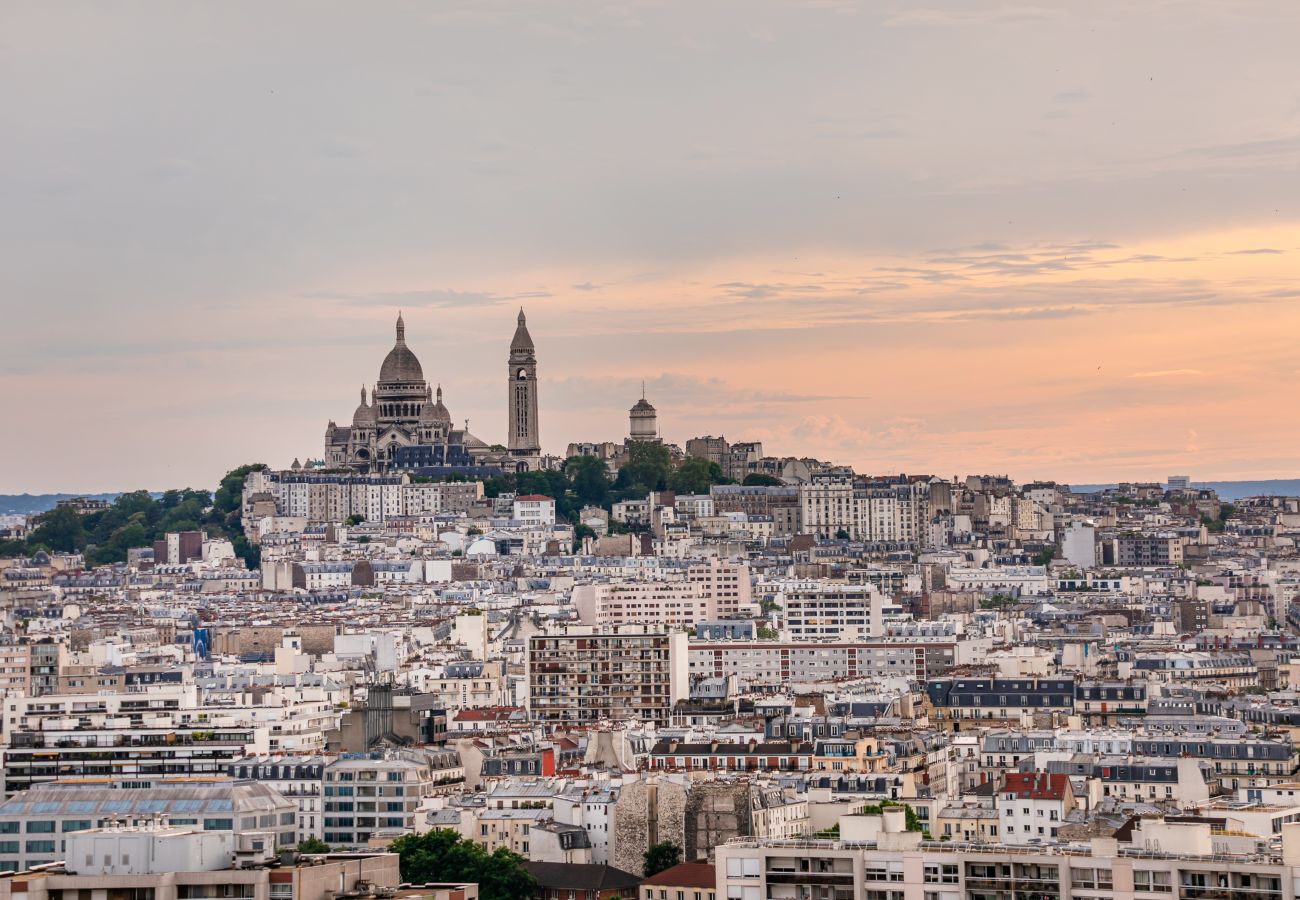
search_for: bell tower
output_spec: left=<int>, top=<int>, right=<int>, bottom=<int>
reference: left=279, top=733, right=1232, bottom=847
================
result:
left=507, top=308, right=541, bottom=470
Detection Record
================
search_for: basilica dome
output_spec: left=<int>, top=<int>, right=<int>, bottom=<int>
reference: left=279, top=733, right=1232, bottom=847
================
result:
left=378, top=313, right=425, bottom=385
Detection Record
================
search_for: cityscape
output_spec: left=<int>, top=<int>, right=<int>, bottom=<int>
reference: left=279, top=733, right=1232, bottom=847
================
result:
left=4, top=3, right=1300, bottom=900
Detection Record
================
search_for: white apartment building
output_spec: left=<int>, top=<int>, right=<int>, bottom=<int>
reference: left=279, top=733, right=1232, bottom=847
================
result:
left=513, top=494, right=557, bottom=527
left=573, top=561, right=751, bottom=627
left=716, top=820, right=1300, bottom=900
left=779, top=583, right=886, bottom=641
left=798, top=477, right=930, bottom=543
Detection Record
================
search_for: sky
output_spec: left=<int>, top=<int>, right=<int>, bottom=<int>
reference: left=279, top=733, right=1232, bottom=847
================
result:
left=2, top=0, right=1299, bottom=494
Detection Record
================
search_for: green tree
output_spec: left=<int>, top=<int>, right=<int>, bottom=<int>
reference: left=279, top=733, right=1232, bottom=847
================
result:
left=643, top=840, right=683, bottom=877
left=565, top=455, right=611, bottom=507
left=742, top=473, right=784, bottom=486
left=668, top=457, right=729, bottom=495
left=617, top=442, right=672, bottom=496
left=388, top=830, right=536, bottom=900
left=860, top=801, right=924, bottom=833
left=756, top=625, right=778, bottom=640
left=344, top=514, right=365, bottom=526
left=835, top=528, right=851, bottom=540
left=1032, top=547, right=1056, bottom=567
left=25, top=506, right=87, bottom=553
left=573, top=523, right=596, bottom=552
left=297, top=837, right=330, bottom=853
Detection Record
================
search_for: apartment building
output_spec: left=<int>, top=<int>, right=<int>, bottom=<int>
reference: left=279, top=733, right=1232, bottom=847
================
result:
left=780, top=584, right=886, bottom=641
left=573, top=561, right=750, bottom=628
left=924, top=677, right=1076, bottom=729
left=321, top=755, right=441, bottom=847
left=226, top=755, right=328, bottom=843
left=0, top=780, right=296, bottom=873
left=0, top=827, right=399, bottom=900
left=715, top=821, right=1300, bottom=900
left=798, top=475, right=930, bottom=543
left=1114, top=535, right=1184, bottom=567
left=688, top=639, right=959, bottom=687
left=527, top=626, right=689, bottom=727
left=1, top=684, right=264, bottom=795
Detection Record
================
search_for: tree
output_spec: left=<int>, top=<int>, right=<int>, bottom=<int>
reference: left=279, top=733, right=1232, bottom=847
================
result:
left=643, top=841, right=683, bottom=877
left=860, top=801, right=924, bottom=834
left=2, top=463, right=270, bottom=569
left=565, top=455, right=612, bottom=507
left=388, top=830, right=536, bottom=900
left=617, top=442, right=672, bottom=496
left=25, top=506, right=87, bottom=553
left=835, top=528, right=851, bottom=540
left=297, top=837, right=330, bottom=854
left=742, top=473, right=784, bottom=486
left=344, top=514, right=364, bottom=526
left=573, top=523, right=596, bottom=552
left=756, top=625, right=778, bottom=639
left=1032, top=547, right=1056, bottom=567
left=668, top=457, right=729, bottom=495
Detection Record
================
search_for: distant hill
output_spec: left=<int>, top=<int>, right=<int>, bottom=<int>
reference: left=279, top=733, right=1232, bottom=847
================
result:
left=0, top=493, right=127, bottom=517
left=1072, top=480, right=1300, bottom=501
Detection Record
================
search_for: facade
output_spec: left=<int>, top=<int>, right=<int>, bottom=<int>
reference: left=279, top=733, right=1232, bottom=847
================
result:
left=527, top=627, right=689, bottom=726
left=0, top=684, right=278, bottom=795
left=244, top=469, right=483, bottom=527
left=514, top=494, right=557, bottom=527
left=798, top=475, right=931, bottom=543
left=0, top=830, right=398, bottom=900
left=225, top=755, right=327, bottom=843
left=1115, top=535, right=1184, bottom=567
left=0, top=780, right=296, bottom=873
left=689, top=639, right=958, bottom=687
left=715, top=827, right=1300, bottom=900
left=780, top=584, right=886, bottom=641
left=321, top=755, right=440, bottom=848
left=994, top=772, right=1075, bottom=845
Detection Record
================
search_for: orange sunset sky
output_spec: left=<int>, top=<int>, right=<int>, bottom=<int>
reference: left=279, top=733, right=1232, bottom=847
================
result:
left=2, top=2, right=1298, bottom=493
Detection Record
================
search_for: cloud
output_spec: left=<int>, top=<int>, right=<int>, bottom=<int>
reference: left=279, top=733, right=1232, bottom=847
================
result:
left=1128, top=369, right=1205, bottom=379
left=882, top=6, right=1063, bottom=28
left=547, top=372, right=869, bottom=413
left=1226, top=248, right=1284, bottom=255
left=304, top=288, right=501, bottom=309
left=1052, top=88, right=1091, bottom=104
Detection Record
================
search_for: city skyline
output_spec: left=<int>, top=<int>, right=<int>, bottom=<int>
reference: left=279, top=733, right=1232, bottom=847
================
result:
left=4, top=2, right=1300, bottom=492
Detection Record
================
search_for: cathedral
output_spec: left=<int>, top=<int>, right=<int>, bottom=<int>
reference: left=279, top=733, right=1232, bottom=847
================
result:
left=324, top=310, right=542, bottom=474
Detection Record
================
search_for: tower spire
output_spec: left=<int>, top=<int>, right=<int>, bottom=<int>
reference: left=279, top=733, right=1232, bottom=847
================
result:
left=396, top=311, right=405, bottom=343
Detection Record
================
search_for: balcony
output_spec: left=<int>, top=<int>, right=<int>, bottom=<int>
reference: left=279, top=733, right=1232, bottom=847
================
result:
left=765, top=873, right=854, bottom=887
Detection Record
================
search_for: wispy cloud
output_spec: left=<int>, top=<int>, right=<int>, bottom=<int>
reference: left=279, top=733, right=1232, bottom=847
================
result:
left=883, top=6, right=1064, bottom=28
left=1128, top=369, right=1205, bottom=379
